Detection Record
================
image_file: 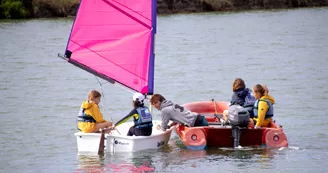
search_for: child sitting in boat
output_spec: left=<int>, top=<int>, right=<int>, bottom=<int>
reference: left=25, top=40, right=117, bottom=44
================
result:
left=230, top=78, right=255, bottom=117
left=249, top=84, right=275, bottom=129
left=150, top=94, right=209, bottom=131
left=115, top=92, right=153, bottom=136
left=222, top=78, right=255, bottom=122
left=77, top=90, right=113, bottom=133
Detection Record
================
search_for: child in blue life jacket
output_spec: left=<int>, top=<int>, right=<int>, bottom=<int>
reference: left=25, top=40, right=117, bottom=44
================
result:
left=223, top=78, right=256, bottom=122
left=115, top=92, right=153, bottom=136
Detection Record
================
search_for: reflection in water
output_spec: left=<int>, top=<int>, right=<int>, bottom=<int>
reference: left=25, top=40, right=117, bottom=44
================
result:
left=74, top=138, right=287, bottom=173
left=75, top=153, right=156, bottom=173
left=152, top=138, right=208, bottom=170
left=75, top=154, right=105, bottom=173
left=206, top=147, right=279, bottom=169
left=107, top=155, right=155, bottom=173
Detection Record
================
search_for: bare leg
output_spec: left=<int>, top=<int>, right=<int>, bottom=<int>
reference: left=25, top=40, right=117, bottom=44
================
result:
left=248, top=118, right=254, bottom=128
left=93, top=121, right=113, bottom=133
left=222, top=110, right=229, bottom=121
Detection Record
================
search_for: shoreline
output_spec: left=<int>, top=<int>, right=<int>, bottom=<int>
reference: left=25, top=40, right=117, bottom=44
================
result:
left=0, top=0, right=327, bottom=19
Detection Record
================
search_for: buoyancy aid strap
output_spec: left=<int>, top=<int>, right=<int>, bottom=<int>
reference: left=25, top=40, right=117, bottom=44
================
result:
left=254, top=99, right=273, bottom=119
left=78, top=108, right=96, bottom=123
left=135, top=121, right=153, bottom=129
left=78, top=115, right=96, bottom=123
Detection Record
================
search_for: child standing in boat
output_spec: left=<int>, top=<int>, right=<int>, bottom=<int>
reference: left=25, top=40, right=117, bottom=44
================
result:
left=150, top=94, right=209, bottom=131
left=77, top=90, right=113, bottom=133
left=115, top=92, right=153, bottom=136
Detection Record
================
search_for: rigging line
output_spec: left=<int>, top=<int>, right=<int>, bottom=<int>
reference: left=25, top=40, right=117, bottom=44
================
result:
left=114, top=82, right=135, bottom=94
left=94, top=76, right=122, bottom=135
left=95, top=76, right=114, bottom=123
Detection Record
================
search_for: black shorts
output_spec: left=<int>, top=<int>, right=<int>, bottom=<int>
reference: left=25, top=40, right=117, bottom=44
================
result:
left=127, top=127, right=152, bottom=136
left=194, top=115, right=209, bottom=126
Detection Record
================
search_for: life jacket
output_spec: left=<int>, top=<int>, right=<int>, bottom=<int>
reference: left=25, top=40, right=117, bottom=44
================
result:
left=253, top=99, right=274, bottom=119
left=243, top=88, right=256, bottom=118
left=134, top=107, right=153, bottom=129
left=244, top=88, right=256, bottom=107
left=77, top=107, right=96, bottom=123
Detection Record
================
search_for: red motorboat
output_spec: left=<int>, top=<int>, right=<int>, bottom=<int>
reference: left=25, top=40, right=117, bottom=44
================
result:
left=175, top=101, right=288, bottom=150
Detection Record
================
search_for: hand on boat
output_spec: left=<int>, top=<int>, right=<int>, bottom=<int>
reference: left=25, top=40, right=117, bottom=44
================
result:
left=254, top=125, right=261, bottom=129
left=169, top=122, right=177, bottom=127
left=108, top=125, right=116, bottom=130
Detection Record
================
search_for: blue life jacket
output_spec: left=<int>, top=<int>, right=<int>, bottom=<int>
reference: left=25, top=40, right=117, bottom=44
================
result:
left=134, top=107, right=153, bottom=129
left=77, top=107, right=96, bottom=123
left=253, top=99, right=274, bottom=119
left=244, top=88, right=256, bottom=107
left=243, top=88, right=256, bottom=118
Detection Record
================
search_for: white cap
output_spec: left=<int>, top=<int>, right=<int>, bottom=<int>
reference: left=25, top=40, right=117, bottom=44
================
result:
left=133, top=92, right=145, bottom=102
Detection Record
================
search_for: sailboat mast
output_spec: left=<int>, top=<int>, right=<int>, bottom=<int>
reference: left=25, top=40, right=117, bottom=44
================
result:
left=147, top=0, right=157, bottom=95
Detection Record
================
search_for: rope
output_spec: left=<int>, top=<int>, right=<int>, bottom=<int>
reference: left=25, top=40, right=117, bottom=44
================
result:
left=212, top=98, right=218, bottom=115
left=212, top=98, right=225, bottom=124
left=95, top=76, right=114, bottom=122
left=94, top=76, right=126, bottom=135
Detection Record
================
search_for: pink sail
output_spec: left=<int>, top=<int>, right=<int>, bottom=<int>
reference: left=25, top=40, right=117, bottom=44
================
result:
left=65, top=0, right=156, bottom=94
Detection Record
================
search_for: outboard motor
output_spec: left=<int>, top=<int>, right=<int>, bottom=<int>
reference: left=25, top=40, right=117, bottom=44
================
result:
left=228, top=105, right=250, bottom=147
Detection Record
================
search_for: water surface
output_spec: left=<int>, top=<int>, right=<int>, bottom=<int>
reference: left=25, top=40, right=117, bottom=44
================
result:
left=1, top=7, right=328, bottom=173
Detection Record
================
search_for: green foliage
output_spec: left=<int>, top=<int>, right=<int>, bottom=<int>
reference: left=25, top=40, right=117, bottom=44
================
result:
left=203, top=0, right=234, bottom=10
left=0, top=0, right=27, bottom=19
left=33, top=0, right=79, bottom=17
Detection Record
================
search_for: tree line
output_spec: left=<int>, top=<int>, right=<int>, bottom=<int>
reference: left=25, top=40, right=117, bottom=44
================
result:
left=0, top=0, right=78, bottom=19
left=1, top=0, right=327, bottom=19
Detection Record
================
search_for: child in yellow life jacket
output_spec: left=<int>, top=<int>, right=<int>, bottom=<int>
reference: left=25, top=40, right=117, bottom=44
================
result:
left=77, top=90, right=113, bottom=133
left=249, top=85, right=275, bottom=128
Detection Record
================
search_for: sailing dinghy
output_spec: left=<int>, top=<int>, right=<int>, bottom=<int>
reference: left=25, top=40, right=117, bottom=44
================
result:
left=59, top=0, right=174, bottom=153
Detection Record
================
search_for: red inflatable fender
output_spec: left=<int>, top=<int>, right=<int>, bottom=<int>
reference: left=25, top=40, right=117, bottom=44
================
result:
left=263, top=128, right=288, bottom=147
left=181, top=127, right=207, bottom=149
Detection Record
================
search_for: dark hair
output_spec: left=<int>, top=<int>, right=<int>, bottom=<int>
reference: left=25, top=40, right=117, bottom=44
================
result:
left=232, top=78, right=245, bottom=92
left=133, top=99, right=144, bottom=108
left=150, top=94, right=166, bottom=105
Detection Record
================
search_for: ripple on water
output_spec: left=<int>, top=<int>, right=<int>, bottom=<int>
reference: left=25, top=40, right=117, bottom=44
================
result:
left=1, top=8, right=328, bottom=173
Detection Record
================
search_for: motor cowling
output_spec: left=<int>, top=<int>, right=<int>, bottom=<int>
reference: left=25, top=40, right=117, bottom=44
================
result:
left=228, top=105, right=250, bottom=127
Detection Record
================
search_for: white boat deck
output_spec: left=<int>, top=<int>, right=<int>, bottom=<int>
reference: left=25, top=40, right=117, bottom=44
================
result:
left=75, top=120, right=174, bottom=153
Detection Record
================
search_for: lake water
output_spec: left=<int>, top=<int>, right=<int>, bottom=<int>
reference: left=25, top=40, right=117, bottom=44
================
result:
left=1, top=7, right=328, bottom=173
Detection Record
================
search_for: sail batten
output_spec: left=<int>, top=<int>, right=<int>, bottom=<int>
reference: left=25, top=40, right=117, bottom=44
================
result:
left=64, top=0, right=155, bottom=94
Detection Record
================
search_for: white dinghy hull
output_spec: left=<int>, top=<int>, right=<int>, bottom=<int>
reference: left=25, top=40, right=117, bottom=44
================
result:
left=75, top=120, right=174, bottom=153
